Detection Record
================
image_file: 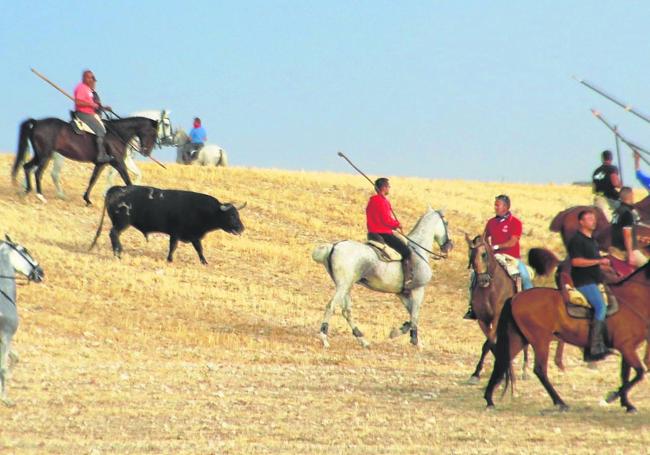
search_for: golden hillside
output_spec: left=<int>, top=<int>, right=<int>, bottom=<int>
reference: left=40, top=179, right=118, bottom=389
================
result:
left=0, top=155, right=648, bottom=454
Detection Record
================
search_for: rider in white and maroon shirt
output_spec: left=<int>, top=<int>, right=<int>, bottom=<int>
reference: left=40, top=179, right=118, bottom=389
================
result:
left=464, top=194, right=532, bottom=319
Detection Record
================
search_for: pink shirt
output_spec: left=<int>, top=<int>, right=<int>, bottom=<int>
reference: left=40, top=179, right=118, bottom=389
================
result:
left=74, top=82, right=96, bottom=114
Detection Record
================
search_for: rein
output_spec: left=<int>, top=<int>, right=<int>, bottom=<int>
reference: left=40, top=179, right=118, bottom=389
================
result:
left=0, top=287, right=15, bottom=307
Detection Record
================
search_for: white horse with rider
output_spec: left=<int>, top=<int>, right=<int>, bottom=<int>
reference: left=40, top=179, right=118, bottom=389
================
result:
left=312, top=207, right=453, bottom=348
left=173, top=128, right=228, bottom=167
left=48, top=109, right=174, bottom=198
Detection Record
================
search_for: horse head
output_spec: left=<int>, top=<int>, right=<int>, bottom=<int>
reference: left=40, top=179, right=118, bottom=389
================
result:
left=3, top=235, right=44, bottom=283
left=135, top=118, right=159, bottom=156
left=467, top=234, right=492, bottom=288
left=433, top=209, right=453, bottom=255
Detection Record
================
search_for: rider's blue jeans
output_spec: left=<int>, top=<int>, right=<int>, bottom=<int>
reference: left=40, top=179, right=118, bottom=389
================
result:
left=577, top=283, right=607, bottom=321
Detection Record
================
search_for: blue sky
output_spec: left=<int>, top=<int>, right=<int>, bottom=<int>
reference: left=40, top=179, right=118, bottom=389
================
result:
left=2, top=1, right=650, bottom=183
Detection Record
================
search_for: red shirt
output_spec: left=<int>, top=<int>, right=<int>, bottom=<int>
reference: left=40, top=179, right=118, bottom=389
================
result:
left=485, top=213, right=523, bottom=258
left=366, top=194, right=400, bottom=234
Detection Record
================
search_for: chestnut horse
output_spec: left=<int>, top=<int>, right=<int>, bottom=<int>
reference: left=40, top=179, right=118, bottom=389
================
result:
left=484, top=249, right=650, bottom=413
left=466, top=235, right=564, bottom=383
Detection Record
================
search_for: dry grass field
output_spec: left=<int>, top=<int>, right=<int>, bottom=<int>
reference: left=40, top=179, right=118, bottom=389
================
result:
left=0, top=155, right=649, bottom=454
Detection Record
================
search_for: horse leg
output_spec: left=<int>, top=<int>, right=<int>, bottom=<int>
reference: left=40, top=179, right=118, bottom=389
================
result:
left=532, top=338, right=568, bottom=410
left=615, top=349, right=645, bottom=413
left=521, top=345, right=529, bottom=380
left=318, top=284, right=351, bottom=348
left=0, top=336, right=14, bottom=407
left=22, top=155, right=39, bottom=194
left=83, top=164, right=108, bottom=206
left=469, top=339, right=493, bottom=384
left=126, top=153, right=142, bottom=184
left=50, top=153, right=66, bottom=199
left=554, top=340, right=566, bottom=372
left=390, top=293, right=413, bottom=339
left=406, top=287, right=425, bottom=347
left=191, top=239, right=208, bottom=265
left=34, top=155, right=52, bottom=203
left=485, top=325, right=526, bottom=408
left=341, top=295, right=369, bottom=349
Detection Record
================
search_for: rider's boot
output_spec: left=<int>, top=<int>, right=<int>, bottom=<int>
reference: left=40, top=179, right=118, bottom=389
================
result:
left=584, top=319, right=616, bottom=362
left=402, top=256, right=414, bottom=294
left=96, top=136, right=111, bottom=163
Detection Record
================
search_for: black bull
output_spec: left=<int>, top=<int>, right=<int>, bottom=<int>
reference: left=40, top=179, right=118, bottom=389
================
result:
left=89, top=185, right=245, bottom=263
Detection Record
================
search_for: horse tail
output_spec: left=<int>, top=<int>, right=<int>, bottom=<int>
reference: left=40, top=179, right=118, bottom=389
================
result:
left=528, top=247, right=560, bottom=276
left=485, top=297, right=519, bottom=401
left=89, top=191, right=109, bottom=251
left=12, top=119, right=36, bottom=180
left=312, top=243, right=334, bottom=265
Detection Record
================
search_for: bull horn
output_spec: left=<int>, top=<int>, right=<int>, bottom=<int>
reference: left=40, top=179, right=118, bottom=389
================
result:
left=219, top=203, right=233, bottom=212
left=235, top=201, right=247, bottom=210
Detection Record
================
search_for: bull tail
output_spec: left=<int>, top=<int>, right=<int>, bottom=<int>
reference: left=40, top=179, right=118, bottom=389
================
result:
left=12, top=119, right=36, bottom=180
left=89, top=193, right=109, bottom=251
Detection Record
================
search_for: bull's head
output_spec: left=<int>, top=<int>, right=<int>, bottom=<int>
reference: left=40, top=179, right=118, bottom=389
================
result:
left=217, top=202, right=246, bottom=235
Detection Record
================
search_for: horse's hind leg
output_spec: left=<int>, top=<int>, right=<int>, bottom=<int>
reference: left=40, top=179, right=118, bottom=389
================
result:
left=34, top=155, right=52, bottom=202
left=554, top=340, right=566, bottom=372
left=22, top=155, right=39, bottom=194
left=341, top=295, right=370, bottom=349
left=318, top=285, right=351, bottom=348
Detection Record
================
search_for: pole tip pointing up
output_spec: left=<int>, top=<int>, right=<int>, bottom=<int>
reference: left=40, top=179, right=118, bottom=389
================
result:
left=337, top=151, right=344, bottom=157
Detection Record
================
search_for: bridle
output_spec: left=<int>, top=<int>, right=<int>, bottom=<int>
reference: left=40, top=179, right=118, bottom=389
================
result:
left=0, top=240, right=41, bottom=306
left=405, top=210, right=452, bottom=261
left=468, top=237, right=495, bottom=288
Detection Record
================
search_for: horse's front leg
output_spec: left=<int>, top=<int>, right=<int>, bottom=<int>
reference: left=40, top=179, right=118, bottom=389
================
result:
left=406, top=287, right=425, bottom=348
left=111, top=159, right=133, bottom=187
left=50, top=152, right=66, bottom=199
left=83, top=163, right=108, bottom=206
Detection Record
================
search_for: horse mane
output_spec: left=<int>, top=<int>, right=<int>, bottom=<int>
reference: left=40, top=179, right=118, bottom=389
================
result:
left=528, top=248, right=560, bottom=276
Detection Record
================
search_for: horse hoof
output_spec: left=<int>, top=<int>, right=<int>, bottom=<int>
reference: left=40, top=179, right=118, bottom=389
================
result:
left=485, top=405, right=495, bottom=412
left=521, top=372, right=529, bottom=381
left=318, top=332, right=330, bottom=349
left=605, top=391, right=619, bottom=404
left=556, top=404, right=569, bottom=412
left=626, top=407, right=637, bottom=414
left=36, top=194, right=47, bottom=204
left=467, top=376, right=480, bottom=385
left=389, top=327, right=402, bottom=339
left=357, top=337, right=370, bottom=349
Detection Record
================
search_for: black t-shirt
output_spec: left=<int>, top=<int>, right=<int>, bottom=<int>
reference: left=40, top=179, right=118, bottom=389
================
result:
left=592, top=164, right=619, bottom=200
left=611, top=203, right=638, bottom=250
left=568, top=231, right=602, bottom=286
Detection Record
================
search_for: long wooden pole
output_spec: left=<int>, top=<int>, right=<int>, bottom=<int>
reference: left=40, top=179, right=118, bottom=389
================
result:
left=31, top=68, right=166, bottom=169
left=575, top=76, right=650, bottom=124
left=592, top=110, right=650, bottom=166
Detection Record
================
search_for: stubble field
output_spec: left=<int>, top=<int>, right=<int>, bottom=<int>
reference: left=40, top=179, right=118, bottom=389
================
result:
left=0, top=155, right=648, bottom=454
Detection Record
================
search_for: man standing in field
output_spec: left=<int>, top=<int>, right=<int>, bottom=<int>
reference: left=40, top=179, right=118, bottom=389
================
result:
left=464, top=194, right=532, bottom=319
left=366, top=178, right=414, bottom=292
left=592, top=150, right=621, bottom=221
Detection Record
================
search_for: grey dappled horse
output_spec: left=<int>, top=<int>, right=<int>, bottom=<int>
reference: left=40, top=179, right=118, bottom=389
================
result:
left=173, top=129, right=228, bottom=166
left=0, top=235, right=44, bottom=407
left=46, top=110, right=174, bottom=199
left=312, top=208, right=453, bottom=348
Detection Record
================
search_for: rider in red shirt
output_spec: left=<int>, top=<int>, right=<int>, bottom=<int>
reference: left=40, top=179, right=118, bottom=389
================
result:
left=366, top=178, right=413, bottom=291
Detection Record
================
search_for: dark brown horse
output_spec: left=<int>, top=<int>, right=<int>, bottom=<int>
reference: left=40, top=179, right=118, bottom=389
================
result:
left=550, top=203, right=650, bottom=251
left=11, top=116, right=159, bottom=205
left=484, top=249, right=650, bottom=413
left=466, top=235, right=564, bottom=383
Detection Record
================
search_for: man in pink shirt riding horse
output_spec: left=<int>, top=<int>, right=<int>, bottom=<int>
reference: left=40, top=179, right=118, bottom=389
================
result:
left=73, top=70, right=112, bottom=163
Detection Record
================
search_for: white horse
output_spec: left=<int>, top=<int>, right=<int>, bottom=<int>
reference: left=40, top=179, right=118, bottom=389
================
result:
left=173, top=128, right=228, bottom=167
left=312, top=208, right=453, bottom=348
left=0, top=235, right=44, bottom=407
left=48, top=109, right=174, bottom=198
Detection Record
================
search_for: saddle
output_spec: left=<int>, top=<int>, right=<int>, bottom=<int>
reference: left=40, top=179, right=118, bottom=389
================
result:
left=494, top=253, right=536, bottom=281
left=70, top=112, right=97, bottom=135
left=367, top=240, right=402, bottom=262
left=557, top=267, right=619, bottom=319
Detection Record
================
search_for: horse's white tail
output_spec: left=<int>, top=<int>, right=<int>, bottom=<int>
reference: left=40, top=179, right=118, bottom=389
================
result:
left=312, top=243, right=333, bottom=264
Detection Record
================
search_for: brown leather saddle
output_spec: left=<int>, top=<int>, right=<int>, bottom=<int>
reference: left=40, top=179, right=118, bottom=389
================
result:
left=557, top=266, right=619, bottom=319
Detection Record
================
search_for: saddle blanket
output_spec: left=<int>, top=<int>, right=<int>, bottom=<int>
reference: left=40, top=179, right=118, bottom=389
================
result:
left=494, top=253, right=536, bottom=280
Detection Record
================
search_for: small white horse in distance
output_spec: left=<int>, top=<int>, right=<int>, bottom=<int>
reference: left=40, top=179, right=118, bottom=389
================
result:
left=312, top=208, right=453, bottom=349
left=0, top=235, right=44, bottom=407
left=49, top=109, right=174, bottom=198
left=173, top=128, right=228, bottom=166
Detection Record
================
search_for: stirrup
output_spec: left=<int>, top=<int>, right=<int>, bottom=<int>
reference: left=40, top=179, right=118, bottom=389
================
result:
left=463, top=309, right=477, bottom=320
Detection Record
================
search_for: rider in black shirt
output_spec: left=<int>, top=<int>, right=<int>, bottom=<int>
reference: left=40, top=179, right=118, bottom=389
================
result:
left=592, top=150, right=621, bottom=221
left=611, top=187, right=648, bottom=267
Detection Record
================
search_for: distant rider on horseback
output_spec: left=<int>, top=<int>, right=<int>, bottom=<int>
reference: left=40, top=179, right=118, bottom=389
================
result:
left=74, top=70, right=112, bottom=163
left=568, top=209, right=615, bottom=361
left=592, top=149, right=621, bottom=221
left=610, top=186, right=649, bottom=268
left=464, top=194, right=532, bottom=319
left=366, top=178, right=414, bottom=292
